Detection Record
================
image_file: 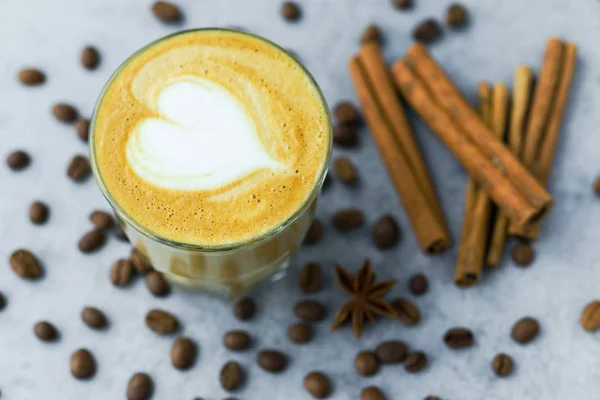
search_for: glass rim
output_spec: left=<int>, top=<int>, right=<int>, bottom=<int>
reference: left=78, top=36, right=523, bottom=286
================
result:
left=89, top=27, right=332, bottom=253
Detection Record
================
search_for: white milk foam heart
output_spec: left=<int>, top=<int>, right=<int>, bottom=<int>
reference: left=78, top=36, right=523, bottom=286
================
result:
left=126, top=76, right=283, bottom=191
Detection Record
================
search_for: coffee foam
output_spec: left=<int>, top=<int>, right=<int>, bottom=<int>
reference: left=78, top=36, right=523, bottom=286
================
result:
left=93, top=30, right=330, bottom=247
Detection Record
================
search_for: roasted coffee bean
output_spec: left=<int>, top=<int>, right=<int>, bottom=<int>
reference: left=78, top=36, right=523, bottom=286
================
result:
left=18, top=68, right=45, bottom=86
left=333, top=157, right=358, bottom=184
left=446, top=3, right=469, bottom=28
left=294, top=300, right=326, bottom=322
left=594, top=176, right=600, bottom=197
left=511, top=241, right=535, bottom=267
left=304, top=371, right=330, bottom=399
left=409, top=273, right=428, bottom=295
left=375, top=340, right=407, bottom=364
left=89, top=211, right=113, bottom=231
left=81, top=307, right=108, bottom=330
left=29, top=201, right=49, bottom=225
left=114, top=223, right=129, bottom=241
left=127, top=373, right=153, bottom=400
left=581, top=300, right=600, bottom=332
left=413, top=19, right=442, bottom=44
left=303, top=219, right=324, bottom=245
left=145, top=271, right=170, bottom=297
left=81, top=46, right=100, bottom=70
left=52, top=103, right=78, bottom=123
left=6, top=150, right=31, bottom=170
left=392, top=0, right=412, bottom=10
left=492, top=353, right=514, bottom=377
left=171, top=337, right=197, bottom=370
left=34, top=321, right=58, bottom=342
left=333, top=101, right=360, bottom=125
left=392, top=298, right=420, bottom=326
left=511, top=316, right=540, bottom=344
left=145, top=309, right=179, bottom=334
left=281, top=1, right=301, bottom=21
left=332, top=209, right=364, bottom=231
left=233, top=297, right=256, bottom=321
left=298, top=262, right=322, bottom=293
left=361, top=386, right=386, bottom=400
left=75, top=118, right=90, bottom=142
left=287, top=322, right=312, bottom=344
left=78, top=230, right=106, bottom=253
left=333, top=124, right=359, bottom=147
left=361, top=24, right=382, bottom=44
left=220, top=361, right=244, bottom=392
left=404, top=351, right=427, bottom=373
left=223, top=330, right=251, bottom=351
left=372, top=215, right=400, bottom=249
left=10, top=249, right=42, bottom=280
left=131, top=248, right=153, bottom=274
left=444, top=327, right=474, bottom=349
left=110, top=259, right=135, bottom=287
left=424, top=397, right=441, bottom=400
left=67, top=155, right=91, bottom=182
left=257, top=349, right=288, bottom=372
left=355, top=351, right=379, bottom=376
left=0, top=292, right=6, bottom=311
left=152, top=1, right=182, bottom=23
left=70, top=348, right=96, bottom=379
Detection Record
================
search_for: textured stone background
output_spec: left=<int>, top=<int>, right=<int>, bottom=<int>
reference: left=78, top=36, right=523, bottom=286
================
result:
left=1, top=0, right=600, bottom=399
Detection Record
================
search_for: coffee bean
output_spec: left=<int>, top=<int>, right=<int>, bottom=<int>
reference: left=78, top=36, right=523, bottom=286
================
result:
left=287, top=322, right=312, bottom=344
left=114, top=222, right=129, bottom=241
left=413, top=19, right=442, bottom=44
left=404, top=350, right=427, bottom=373
left=392, top=298, right=420, bottom=326
left=10, top=249, right=43, bottom=280
left=145, top=309, right=179, bottom=334
left=424, top=397, right=441, bottom=400
left=333, top=157, right=358, bottom=184
left=294, top=300, right=326, bottom=322
left=581, top=300, right=600, bottom=332
left=223, top=330, right=251, bottom=351
left=67, top=155, right=91, bottom=182
left=34, top=321, right=58, bottom=342
left=29, top=201, right=49, bottom=225
left=333, top=102, right=360, bottom=126
left=6, top=150, right=31, bottom=171
left=446, top=3, right=469, bottom=29
left=75, top=118, right=90, bottom=142
left=145, top=271, right=170, bottom=297
left=355, top=351, right=379, bottom=376
left=89, top=211, right=113, bottom=231
left=70, top=348, right=96, bottom=379
left=110, top=259, right=135, bottom=287
left=372, top=216, right=400, bottom=249
left=127, top=373, right=153, bottom=400
left=511, top=241, right=535, bottom=267
left=375, top=341, right=407, bottom=364
left=361, top=386, right=386, bottom=400
left=304, top=371, right=330, bottom=399
left=409, top=273, right=428, bottom=295
left=333, top=124, right=359, bottom=148
left=233, top=297, right=256, bottom=321
left=444, top=327, right=474, bottom=349
left=171, top=337, right=197, bottom=370
left=392, top=0, right=412, bottom=10
left=281, top=1, right=301, bottom=21
left=82, top=307, right=108, bottom=330
left=52, top=103, right=78, bottom=123
left=594, top=176, right=600, bottom=197
left=131, top=248, right=153, bottom=274
left=220, top=361, right=244, bottom=392
left=511, top=316, right=540, bottom=344
left=81, top=46, right=100, bottom=70
left=361, top=24, right=382, bottom=44
left=0, top=292, right=6, bottom=311
left=332, top=209, right=364, bottom=231
left=152, top=1, right=182, bottom=23
left=18, top=68, right=45, bottom=86
left=298, top=262, right=322, bottom=293
left=78, top=230, right=106, bottom=253
left=257, top=349, right=288, bottom=373
left=303, top=219, right=324, bottom=245
left=492, top=353, right=514, bottom=377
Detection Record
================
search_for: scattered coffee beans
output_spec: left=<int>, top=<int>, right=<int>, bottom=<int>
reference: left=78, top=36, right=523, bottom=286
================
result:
left=355, top=351, right=379, bottom=376
left=303, top=219, right=324, bottom=245
left=491, top=353, right=513, bottom=377
left=131, top=248, right=153, bottom=274
left=223, top=330, right=251, bottom=351
left=6, top=150, right=31, bottom=171
left=333, top=124, right=359, bottom=148
left=372, top=216, right=400, bottom=249
left=89, top=210, right=113, bottom=231
left=233, top=297, right=256, bottom=321
left=333, top=101, right=361, bottom=126
left=220, top=361, right=244, bottom=392
left=409, top=273, right=428, bottom=295
left=511, top=241, right=535, bottom=267
left=446, top=3, right=469, bottom=29
left=404, top=350, right=427, bottom=372
left=287, top=322, right=312, bottom=344
left=511, top=317, right=540, bottom=344
left=81, top=46, right=100, bottom=70
left=375, top=340, right=407, bottom=364
left=0, top=292, right=6, bottom=311
left=444, top=327, right=474, bottom=349
left=145, top=271, right=170, bottom=297
left=29, top=201, right=49, bottom=225
left=392, top=298, right=420, bottom=326
left=67, top=155, right=91, bottom=182
left=170, top=337, right=197, bottom=370
left=75, top=118, right=90, bottom=142
left=413, top=19, right=442, bottom=43
left=361, top=24, right=382, bottom=44
left=127, top=373, right=153, bottom=400
left=18, top=68, right=45, bottom=86
left=281, top=2, right=301, bottom=22
left=81, top=307, right=108, bottom=330
left=110, top=259, right=135, bottom=287
left=294, top=300, right=326, bottom=322
left=581, top=300, right=600, bottom=332
left=152, top=1, right=182, bottom=23
left=257, top=349, right=288, bottom=373
left=70, top=348, right=96, bottom=379
left=361, top=386, right=386, bottom=400
left=333, top=157, right=358, bottom=184
left=34, top=321, right=58, bottom=342
left=594, top=176, right=600, bottom=197
left=298, top=262, right=322, bottom=293
left=52, top=103, right=78, bottom=123
left=78, top=229, right=106, bottom=253
left=332, top=209, right=365, bottom=231
left=304, top=371, right=331, bottom=399
left=10, top=249, right=43, bottom=280
left=145, top=309, right=179, bottom=334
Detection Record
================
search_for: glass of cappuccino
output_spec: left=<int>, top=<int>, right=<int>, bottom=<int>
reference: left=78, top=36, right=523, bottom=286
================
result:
left=90, top=29, right=331, bottom=298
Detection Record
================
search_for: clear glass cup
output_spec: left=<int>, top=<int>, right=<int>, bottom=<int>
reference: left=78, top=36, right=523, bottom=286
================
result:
left=89, top=29, right=332, bottom=299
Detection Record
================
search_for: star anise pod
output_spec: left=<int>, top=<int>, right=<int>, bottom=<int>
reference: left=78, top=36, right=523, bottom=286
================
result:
left=331, top=259, right=398, bottom=338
